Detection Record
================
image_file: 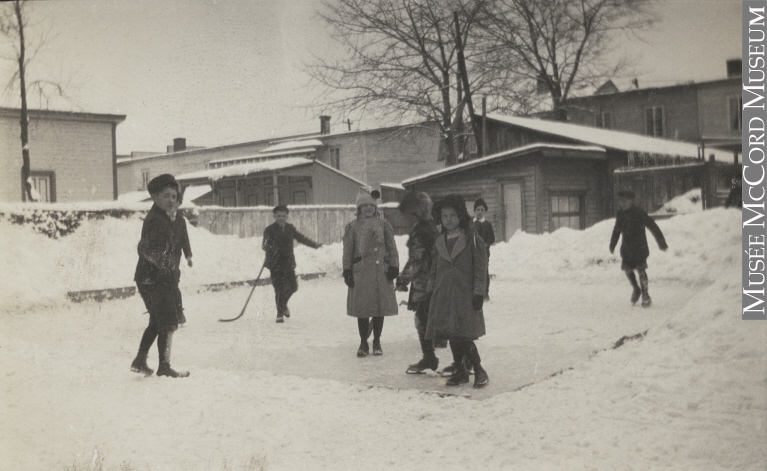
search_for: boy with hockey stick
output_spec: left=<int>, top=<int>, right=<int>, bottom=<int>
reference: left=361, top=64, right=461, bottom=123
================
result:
left=609, top=190, right=668, bottom=307
left=130, top=174, right=193, bottom=378
left=262, top=205, right=322, bottom=323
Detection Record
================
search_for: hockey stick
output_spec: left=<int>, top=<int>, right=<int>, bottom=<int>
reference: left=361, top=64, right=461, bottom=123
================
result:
left=219, top=260, right=267, bottom=323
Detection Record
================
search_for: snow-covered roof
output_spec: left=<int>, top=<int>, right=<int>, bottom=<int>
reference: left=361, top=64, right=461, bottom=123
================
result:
left=403, top=143, right=606, bottom=185
left=182, top=184, right=212, bottom=202
left=117, top=190, right=151, bottom=203
left=176, top=157, right=313, bottom=182
left=485, top=113, right=732, bottom=160
left=260, top=139, right=324, bottom=153
left=208, top=148, right=315, bottom=166
left=380, top=182, right=405, bottom=190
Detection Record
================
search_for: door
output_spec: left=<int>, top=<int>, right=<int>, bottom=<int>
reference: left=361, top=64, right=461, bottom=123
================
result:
left=502, top=182, right=523, bottom=241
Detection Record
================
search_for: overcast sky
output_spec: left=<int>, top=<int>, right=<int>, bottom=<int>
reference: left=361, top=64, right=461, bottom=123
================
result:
left=0, top=0, right=741, bottom=155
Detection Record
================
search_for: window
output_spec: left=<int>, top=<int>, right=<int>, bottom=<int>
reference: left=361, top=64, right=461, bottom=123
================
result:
left=550, top=193, right=584, bottom=231
left=595, top=111, right=613, bottom=129
left=645, top=106, right=664, bottom=137
left=329, top=147, right=340, bottom=170
left=729, top=97, right=742, bottom=131
left=141, top=169, right=150, bottom=189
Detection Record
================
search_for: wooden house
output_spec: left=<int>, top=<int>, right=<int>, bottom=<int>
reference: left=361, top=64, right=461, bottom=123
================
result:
left=404, top=114, right=734, bottom=241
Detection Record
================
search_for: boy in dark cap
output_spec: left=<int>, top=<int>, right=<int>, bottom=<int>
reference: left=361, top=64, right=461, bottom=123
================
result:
left=262, top=205, right=322, bottom=323
left=472, top=198, right=495, bottom=301
left=131, top=173, right=193, bottom=378
left=609, top=190, right=668, bottom=307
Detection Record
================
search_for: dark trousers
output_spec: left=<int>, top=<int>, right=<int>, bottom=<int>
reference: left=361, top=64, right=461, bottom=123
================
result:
left=271, top=270, right=298, bottom=315
left=449, top=339, right=482, bottom=367
left=414, top=301, right=435, bottom=357
left=136, top=283, right=179, bottom=364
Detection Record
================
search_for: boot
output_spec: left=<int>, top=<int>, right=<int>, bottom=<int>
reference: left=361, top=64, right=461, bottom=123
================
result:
left=357, top=340, right=369, bottom=357
left=372, top=339, right=383, bottom=356
left=130, top=354, right=154, bottom=376
left=276, top=313, right=284, bottom=323
left=406, top=355, right=439, bottom=374
left=445, top=362, right=470, bottom=386
left=626, top=271, right=641, bottom=305
left=473, top=364, right=489, bottom=388
left=156, top=332, right=189, bottom=378
left=639, top=270, right=651, bottom=308
left=283, top=307, right=290, bottom=318
left=157, top=362, right=190, bottom=378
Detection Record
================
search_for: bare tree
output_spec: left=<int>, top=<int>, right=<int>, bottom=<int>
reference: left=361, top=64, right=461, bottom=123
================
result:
left=309, top=0, right=492, bottom=166
left=477, top=0, right=655, bottom=120
left=0, top=0, right=67, bottom=201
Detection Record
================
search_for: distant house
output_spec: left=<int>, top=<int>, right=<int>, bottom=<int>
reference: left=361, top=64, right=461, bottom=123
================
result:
left=174, top=157, right=366, bottom=206
left=117, top=117, right=443, bottom=205
left=564, top=61, right=742, bottom=156
left=0, top=108, right=126, bottom=203
left=404, top=114, right=732, bottom=241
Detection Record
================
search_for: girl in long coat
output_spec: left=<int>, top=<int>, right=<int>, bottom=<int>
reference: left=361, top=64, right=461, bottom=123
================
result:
left=427, top=194, right=489, bottom=388
left=343, top=189, right=399, bottom=357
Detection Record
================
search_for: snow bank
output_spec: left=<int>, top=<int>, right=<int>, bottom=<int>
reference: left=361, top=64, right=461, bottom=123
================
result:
left=0, top=207, right=740, bottom=311
left=652, top=188, right=702, bottom=215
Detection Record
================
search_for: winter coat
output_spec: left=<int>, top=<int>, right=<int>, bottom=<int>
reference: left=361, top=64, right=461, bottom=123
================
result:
left=134, top=204, right=192, bottom=286
left=343, top=214, right=399, bottom=318
left=397, top=220, right=439, bottom=310
left=262, top=222, right=320, bottom=272
left=426, top=228, right=487, bottom=341
left=609, top=205, right=667, bottom=265
left=473, top=218, right=495, bottom=255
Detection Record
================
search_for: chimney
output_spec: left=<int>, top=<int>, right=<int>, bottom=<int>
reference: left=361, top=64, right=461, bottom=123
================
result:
left=320, top=116, right=331, bottom=135
left=173, top=138, right=187, bottom=152
left=727, top=59, right=742, bottom=78
left=631, top=78, right=639, bottom=89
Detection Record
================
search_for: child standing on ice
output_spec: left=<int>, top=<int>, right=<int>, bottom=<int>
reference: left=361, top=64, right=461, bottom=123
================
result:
left=343, top=188, right=399, bottom=357
left=131, top=174, right=193, bottom=378
left=262, top=205, right=322, bottom=323
left=609, top=190, right=668, bottom=307
left=472, top=198, right=495, bottom=301
left=427, top=195, right=489, bottom=388
left=395, top=191, right=441, bottom=374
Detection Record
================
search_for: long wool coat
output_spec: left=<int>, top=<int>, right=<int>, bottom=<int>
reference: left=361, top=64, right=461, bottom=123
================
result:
left=343, top=214, right=399, bottom=318
left=398, top=219, right=438, bottom=310
left=426, top=229, right=487, bottom=341
left=609, top=205, right=667, bottom=265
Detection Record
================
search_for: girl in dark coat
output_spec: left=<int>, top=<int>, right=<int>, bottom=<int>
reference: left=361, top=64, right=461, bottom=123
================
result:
left=131, top=174, right=193, bottom=378
left=395, top=191, right=440, bottom=374
left=427, top=195, right=489, bottom=388
left=609, top=190, right=668, bottom=307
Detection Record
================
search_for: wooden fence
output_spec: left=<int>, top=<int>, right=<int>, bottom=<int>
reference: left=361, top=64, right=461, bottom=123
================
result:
left=195, top=205, right=412, bottom=244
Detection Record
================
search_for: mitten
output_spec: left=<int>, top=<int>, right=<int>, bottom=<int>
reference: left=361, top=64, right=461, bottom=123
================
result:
left=386, top=266, right=399, bottom=281
left=343, top=269, right=355, bottom=288
left=472, top=294, right=484, bottom=311
left=395, top=278, right=409, bottom=292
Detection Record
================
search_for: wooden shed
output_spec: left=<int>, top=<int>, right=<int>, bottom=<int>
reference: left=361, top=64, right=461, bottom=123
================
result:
left=403, top=143, right=610, bottom=241
left=175, top=157, right=365, bottom=207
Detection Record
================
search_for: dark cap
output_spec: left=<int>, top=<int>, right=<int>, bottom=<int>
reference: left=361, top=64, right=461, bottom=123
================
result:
left=617, top=189, right=636, bottom=199
left=147, top=174, right=179, bottom=195
left=474, top=198, right=488, bottom=211
left=273, top=204, right=289, bottom=213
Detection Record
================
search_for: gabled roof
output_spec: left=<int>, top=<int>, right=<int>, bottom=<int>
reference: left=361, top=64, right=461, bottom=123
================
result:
left=403, top=143, right=606, bottom=186
left=485, top=113, right=732, bottom=160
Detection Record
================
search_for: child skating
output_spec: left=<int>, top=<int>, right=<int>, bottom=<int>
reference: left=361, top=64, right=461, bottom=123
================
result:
left=343, top=188, right=399, bottom=357
left=131, top=174, right=193, bottom=378
left=427, top=194, right=489, bottom=388
left=395, top=191, right=440, bottom=374
left=609, top=190, right=668, bottom=307
left=262, top=205, right=322, bottom=323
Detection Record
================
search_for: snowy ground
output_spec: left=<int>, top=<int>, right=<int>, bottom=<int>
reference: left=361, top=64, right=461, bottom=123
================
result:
left=0, top=207, right=764, bottom=470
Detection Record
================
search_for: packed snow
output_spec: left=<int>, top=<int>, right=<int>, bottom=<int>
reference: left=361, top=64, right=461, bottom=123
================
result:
left=0, top=206, right=763, bottom=470
left=652, top=188, right=703, bottom=215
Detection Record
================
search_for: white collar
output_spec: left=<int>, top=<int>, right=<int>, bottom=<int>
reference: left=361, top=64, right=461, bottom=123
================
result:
left=474, top=216, right=485, bottom=223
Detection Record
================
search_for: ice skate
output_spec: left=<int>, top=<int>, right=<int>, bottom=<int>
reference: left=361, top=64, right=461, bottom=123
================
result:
left=641, top=293, right=652, bottom=308
left=631, top=287, right=641, bottom=305
left=372, top=339, right=383, bottom=355
left=445, top=363, right=470, bottom=386
left=130, top=355, right=154, bottom=376
left=406, top=355, right=439, bottom=374
left=156, top=362, right=189, bottom=378
left=276, top=313, right=284, bottom=323
left=283, top=307, right=290, bottom=318
left=473, top=366, right=489, bottom=388
left=357, top=340, right=369, bottom=357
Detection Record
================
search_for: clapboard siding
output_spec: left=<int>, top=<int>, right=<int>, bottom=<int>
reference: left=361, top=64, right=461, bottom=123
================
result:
left=540, top=158, right=607, bottom=232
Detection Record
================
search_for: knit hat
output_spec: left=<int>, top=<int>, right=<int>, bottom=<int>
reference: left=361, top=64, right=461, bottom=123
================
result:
left=355, top=187, right=381, bottom=208
left=433, top=194, right=471, bottom=230
left=147, top=174, right=179, bottom=195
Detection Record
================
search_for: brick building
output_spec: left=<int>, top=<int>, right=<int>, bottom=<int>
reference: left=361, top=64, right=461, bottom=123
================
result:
left=0, top=108, right=125, bottom=203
